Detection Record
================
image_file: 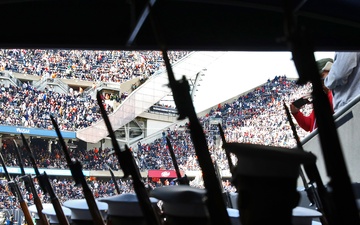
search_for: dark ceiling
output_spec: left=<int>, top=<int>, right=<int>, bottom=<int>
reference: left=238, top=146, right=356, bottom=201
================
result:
left=1, top=0, right=360, bottom=51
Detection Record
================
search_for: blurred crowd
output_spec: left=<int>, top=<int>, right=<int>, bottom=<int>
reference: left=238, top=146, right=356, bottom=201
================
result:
left=0, top=76, right=313, bottom=174
left=0, top=50, right=190, bottom=131
left=0, top=49, right=189, bottom=83
left=0, top=50, right=316, bottom=210
left=135, top=76, right=312, bottom=172
left=0, top=84, right=113, bottom=131
left=0, top=75, right=313, bottom=210
left=0, top=174, right=235, bottom=210
left=0, top=176, right=145, bottom=209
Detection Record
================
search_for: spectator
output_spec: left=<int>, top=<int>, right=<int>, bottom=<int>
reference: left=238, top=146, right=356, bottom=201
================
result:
left=324, top=52, right=360, bottom=112
left=290, top=58, right=334, bottom=132
left=9, top=214, right=14, bottom=225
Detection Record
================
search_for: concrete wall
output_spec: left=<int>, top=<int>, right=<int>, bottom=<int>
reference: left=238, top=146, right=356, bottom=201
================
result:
left=302, top=96, right=360, bottom=184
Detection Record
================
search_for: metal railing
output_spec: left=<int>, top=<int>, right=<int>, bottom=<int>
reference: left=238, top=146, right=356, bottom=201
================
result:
left=0, top=209, right=24, bottom=225
left=0, top=71, right=23, bottom=87
left=34, top=78, right=69, bottom=93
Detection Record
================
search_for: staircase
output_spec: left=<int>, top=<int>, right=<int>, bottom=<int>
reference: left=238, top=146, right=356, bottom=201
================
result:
left=76, top=51, right=226, bottom=143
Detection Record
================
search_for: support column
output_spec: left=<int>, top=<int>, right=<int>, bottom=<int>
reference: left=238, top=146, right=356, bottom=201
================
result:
left=48, top=140, right=52, bottom=152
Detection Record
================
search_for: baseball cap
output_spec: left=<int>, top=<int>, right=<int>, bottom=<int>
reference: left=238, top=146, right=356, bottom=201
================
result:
left=316, top=58, right=333, bottom=73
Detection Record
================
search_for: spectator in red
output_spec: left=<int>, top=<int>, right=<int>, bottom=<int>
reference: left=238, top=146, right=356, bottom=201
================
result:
left=290, top=58, right=334, bottom=132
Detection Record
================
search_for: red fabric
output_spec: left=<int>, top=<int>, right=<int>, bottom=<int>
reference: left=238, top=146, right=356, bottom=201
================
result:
left=148, top=170, right=180, bottom=178
left=293, top=91, right=333, bottom=132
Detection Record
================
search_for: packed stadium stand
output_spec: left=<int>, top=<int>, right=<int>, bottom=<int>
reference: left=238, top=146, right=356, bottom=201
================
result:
left=1, top=1, right=359, bottom=224
left=0, top=68, right=314, bottom=210
left=0, top=49, right=326, bottom=215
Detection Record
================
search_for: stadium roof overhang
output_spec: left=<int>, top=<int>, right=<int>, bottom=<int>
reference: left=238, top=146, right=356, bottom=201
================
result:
left=0, top=0, right=360, bottom=51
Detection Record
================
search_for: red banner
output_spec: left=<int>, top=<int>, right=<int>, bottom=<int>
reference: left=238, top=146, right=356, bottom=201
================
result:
left=148, top=170, right=182, bottom=178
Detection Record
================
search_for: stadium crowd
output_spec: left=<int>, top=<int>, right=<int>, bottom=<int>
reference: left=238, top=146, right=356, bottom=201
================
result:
left=0, top=75, right=312, bottom=204
left=0, top=83, right=114, bottom=131
left=135, top=75, right=312, bottom=171
left=0, top=50, right=189, bottom=83
left=0, top=76, right=313, bottom=172
left=0, top=50, right=190, bottom=131
left=0, top=174, right=235, bottom=210
left=0, top=176, right=147, bottom=209
left=0, top=74, right=313, bottom=210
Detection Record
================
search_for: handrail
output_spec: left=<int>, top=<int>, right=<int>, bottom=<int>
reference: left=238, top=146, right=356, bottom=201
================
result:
left=0, top=71, right=23, bottom=87
left=301, top=95, right=360, bottom=144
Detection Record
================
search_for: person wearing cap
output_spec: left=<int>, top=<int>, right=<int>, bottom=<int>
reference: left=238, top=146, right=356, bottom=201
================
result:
left=290, top=58, right=334, bottom=132
left=150, top=185, right=210, bottom=225
left=324, top=52, right=360, bottom=112
left=28, top=203, right=54, bottom=225
left=63, top=199, right=108, bottom=225
left=150, top=185, right=241, bottom=225
left=98, top=193, right=160, bottom=225
left=41, top=206, right=72, bottom=225
left=224, top=142, right=317, bottom=225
